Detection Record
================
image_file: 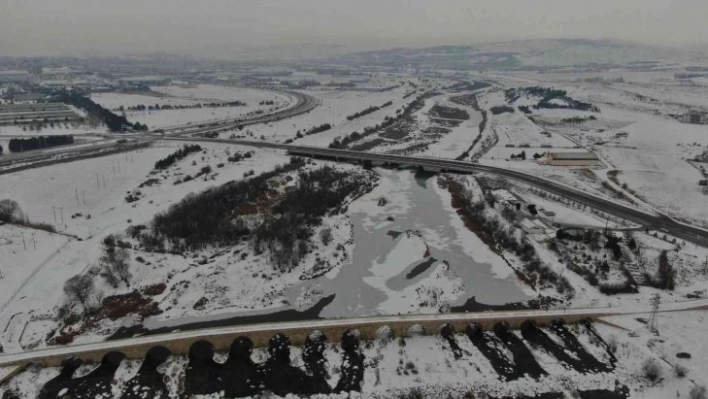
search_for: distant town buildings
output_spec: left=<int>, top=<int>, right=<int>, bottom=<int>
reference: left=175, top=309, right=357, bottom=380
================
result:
left=0, top=70, right=31, bottom=83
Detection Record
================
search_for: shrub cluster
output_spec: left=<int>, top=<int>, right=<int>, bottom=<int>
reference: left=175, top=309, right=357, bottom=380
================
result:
left=143, top=160, right=370, bottom=272
left=429, top=105, right=470, bottom=120
left=297, top=123, right=332, bottom=138
left=119, top=100, right=246, bottom=112
left=330, top=92, right=438, bottom=149
left=490, top=105, right=515, bottom=115
left=147, top=158, right=306, bottom=252
left=346, top=101, right=393, bottom=121
left=154, top=144, right=202, bottom=170
left=254, top=166, right=370, bottom=271
left=8, top=135, right=74, bottom=152
left=504, top=86, right=599, bottom=112
left=447, top=179, right=573, bottom=295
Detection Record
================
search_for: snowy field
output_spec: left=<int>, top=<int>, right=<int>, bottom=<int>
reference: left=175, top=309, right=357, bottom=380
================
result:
left=469, top=73, right=708, bottom=227
left=90, top=92, right=199, bottom=109
left=239, top=86, right=413, bottom=145
left=0, top=319, right=665, bottom=398
left=92, top=85, right=294, bottom=130
left=151, top=85, right=290, bottom=104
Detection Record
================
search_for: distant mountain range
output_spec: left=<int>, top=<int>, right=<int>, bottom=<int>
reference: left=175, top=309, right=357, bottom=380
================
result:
left=328, top=39, right=708, bottom=70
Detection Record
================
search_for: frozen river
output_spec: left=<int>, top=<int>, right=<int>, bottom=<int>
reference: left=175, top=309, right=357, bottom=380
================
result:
left=286, top=169, right=530, bottom=318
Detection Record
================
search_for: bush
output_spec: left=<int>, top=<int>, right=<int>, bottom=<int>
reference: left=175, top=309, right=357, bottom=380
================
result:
left=607, top=335, right=618, bottom=353
left=63, top=274, right=95, bottom=308
left=8, top=135, right=74, bottom=153
left=429, top=105, right=470, bottom=120
left=154, top=144, right=202, bottom=169
left=673, top=363, right=688, bottom=378
left=490, top=105, right=515, bottom=115
left=320, top=228, right=333, bottom=246
left=0, top=199, right=23, bottom=223
left=641, top=358, right=662, bottom=383
left=690, top=386, right=707, bottom=399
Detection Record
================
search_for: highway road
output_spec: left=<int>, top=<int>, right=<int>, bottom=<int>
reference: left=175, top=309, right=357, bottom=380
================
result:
left=0, top=88, right=318, bottom=169
left=167, top=137, right=708, bottom=248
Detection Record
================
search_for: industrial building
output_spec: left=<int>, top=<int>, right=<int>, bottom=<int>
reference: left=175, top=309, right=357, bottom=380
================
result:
left=539, top=151, right=601, bottom=166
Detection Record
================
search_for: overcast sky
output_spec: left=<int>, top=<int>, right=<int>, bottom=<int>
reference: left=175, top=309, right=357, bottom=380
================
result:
left=2, top=0, right=707, bottom=58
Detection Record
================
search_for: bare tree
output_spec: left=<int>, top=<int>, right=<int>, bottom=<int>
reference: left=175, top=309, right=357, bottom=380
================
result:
left=690, top=386, right=707, bottom=399
left=641, top=358, right=662, bottom=383
left=320, top=228, right=333, bottom=246
left=101, top=247, right=132, bottom=288
left=63, top=274, right=95, bottom=307
left=0, top=199, right=23, bottom=223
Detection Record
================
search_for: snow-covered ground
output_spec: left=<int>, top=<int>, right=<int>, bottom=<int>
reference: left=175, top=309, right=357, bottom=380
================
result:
left=597, top=310, right=708, bottom=399
left=0, top=141, right=297, bottom=350
left=92, top=85, right=293, bottom=130
left=240, top=86, right=412, bottom=145
left=0, top=319, right=655, bottom=398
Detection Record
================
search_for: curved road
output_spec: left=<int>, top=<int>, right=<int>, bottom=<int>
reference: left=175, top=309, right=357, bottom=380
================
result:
left=167, top=137, right=708, bottom=248
left=0, top=88, right=318, bottom=170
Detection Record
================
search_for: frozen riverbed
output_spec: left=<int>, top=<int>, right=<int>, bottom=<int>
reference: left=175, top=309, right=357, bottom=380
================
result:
left=286, top=169, right=531, bottom=318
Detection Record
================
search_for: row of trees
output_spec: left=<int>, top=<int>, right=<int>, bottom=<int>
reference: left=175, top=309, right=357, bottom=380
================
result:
left=504, top=86, right=599, bottom=112
left=346, top=101, right=393, bottom=121
left=562, top=116, right=597, bottom=124
left=449, top=179, right=573, bottom=295
left=490, top=105, right=515, bottom=115
left=296, top=123, right=332, bottom=138
left=52, top=90, right=134, bottom=132
left=330, top=92, right=437, bottom=149
left=154, top=144, right=203, bottom=170
left=7, top=135, right=74, bottom=153
left=117, top=100, right=246, bottom=112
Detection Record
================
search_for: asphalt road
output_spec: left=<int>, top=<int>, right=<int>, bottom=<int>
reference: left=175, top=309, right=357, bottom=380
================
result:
left=0, top=88, right=318, bottom=169
left=2, top=92, right=706, bottom=249
left=167, top=137, right=708, bottom=248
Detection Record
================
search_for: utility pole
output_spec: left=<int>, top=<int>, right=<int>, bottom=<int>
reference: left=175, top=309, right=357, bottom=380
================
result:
left=96, top=173, right=100, bottom=187
left=32, top=233, right=36, bottom=249
left=21, top=232, right=26, bottom=250
left=52, top=206, right=57, bottom=224
left=75, top=189, right=80, bottom=206
left=648, top=293, right=660, bottom=333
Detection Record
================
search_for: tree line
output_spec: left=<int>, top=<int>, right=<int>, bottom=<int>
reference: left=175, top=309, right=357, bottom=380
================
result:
left=52, top=90, right=141, bottom=132
left=154, top=144, right=203, bottom=170
left=117, top=100, right=246, bottom=112
left=330, top=92, right=438, bottom=149
left=346, top=101, right=393, bottom=121
left=504, top=86, right=599, bottom=112
left=8, top=135, right=74, bottom=152
left=295, top=123, right=332, bottom=139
